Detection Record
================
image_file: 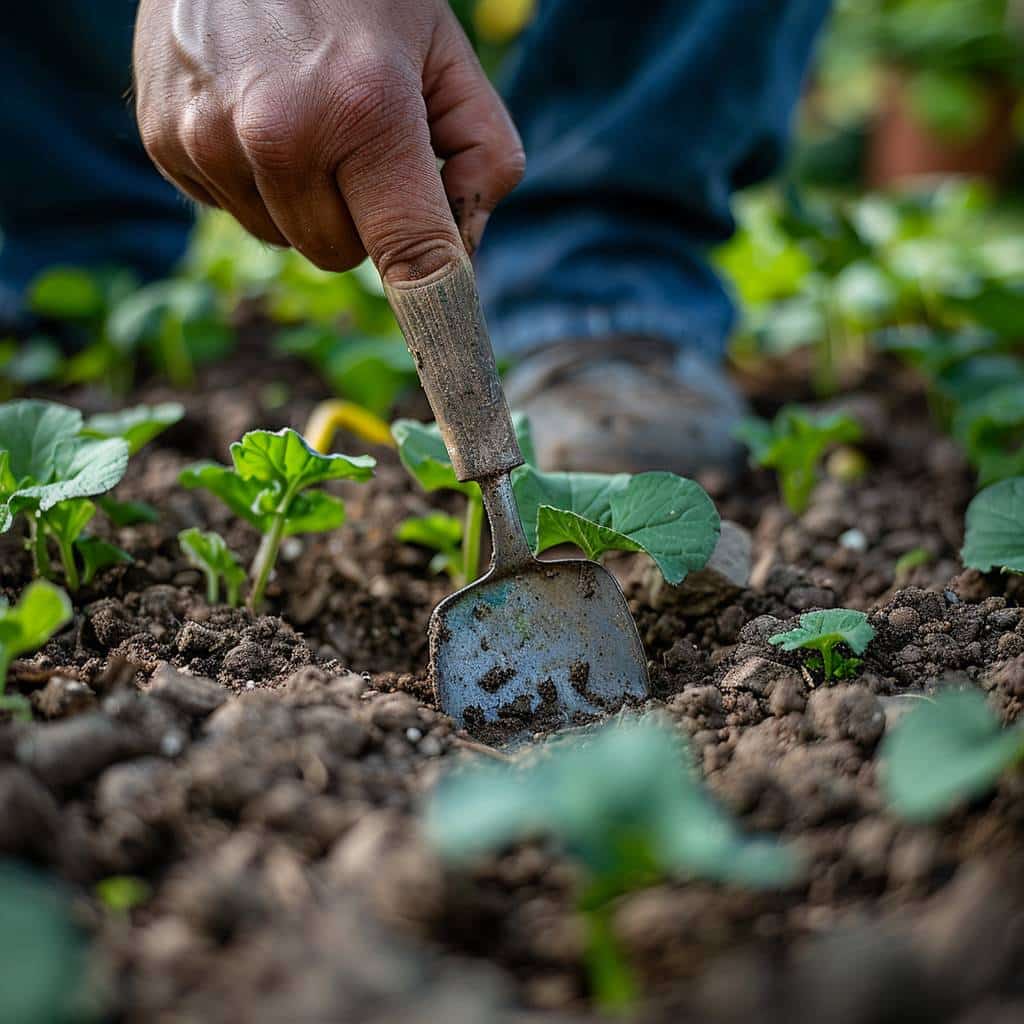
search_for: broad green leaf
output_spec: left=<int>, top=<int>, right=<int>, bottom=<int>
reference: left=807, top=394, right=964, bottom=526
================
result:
left=882, top=689, right=1024, bottom=822
left=952, top=383, right=1024, bottom=459
left=0, top=580, right=73, bottom=667
left=735, top=406, right=862, bottom=515
left=230, top=428, right=375, bottom=493
left=41, top=499, right=96, bottom=548
left=0, top=862, right=89, bottom=1023
left=0, top=336, right=64, bottom=385
left=391, top=414, right=536, bottom=497
left=179, top=528, right=246, bottom=605
left=427, top=719, right=798, bottom=889
left=0, top=400, right=82, bottom=482
left=26, top=266, right=106, bottom=320
left=82, top=402, right=185, bottom=454
left=962, top=477, right=1024, bottom=573
left=769, top=609, right=875, bottom=657
left=514, top=469, right=719, bottom=584
left=107, top=279, right=220, bottom=352
left=179, top=461, right=346, bottom=535
left=76, top=538, right=133, bottom=586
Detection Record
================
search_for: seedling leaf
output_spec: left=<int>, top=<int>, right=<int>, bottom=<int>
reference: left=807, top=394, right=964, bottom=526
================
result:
left=179, top=528, right=246, bottom=606
left=882, top=689, right=1024, bottom=822
left=769, top=608, right=875, bottom=681
left=514, top=468, right=720, bottom=584
left=962, top=477, right=1024, bottom=574
left=76, top=538, right=133, bottom=586
left=82, top=402, right=185, bottom=454
left=736, top=406, right=862, bottom=515
left=230, top=428, right=375, bottom=491
left=396, top=513, right=464, bottom=580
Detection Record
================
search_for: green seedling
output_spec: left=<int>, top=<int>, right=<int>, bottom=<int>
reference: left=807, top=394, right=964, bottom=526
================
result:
left=0, top=581, right=72, bottom=719
left=392, top=417, right=536, bottom=586
left=181, top=428, right=375, bottom=610
left=961, top=476, right=1024, bottom=574
left=0, top=400, right=180, bottom=588
left=0, top=860, right=91, bottom=1022
left=0, top=336, right=64, bottom=398
left=395, top=513, right=465, bottom=582
left=952, top=383, right=1024, bottom=487
left=882, top=688, right=1024, bottom=822
left=427, top=718, right=798, bottom=1011
left=94, top=875, right=152, bottom=916
left=894, top=546, right=932, bottom=581
left=769, top=608, right=875, bottom=682
left=107, top=279, right=234, bottom=388
left=736, top=406, right=863, bottom=515
left=393, top=416, right=719, bottom=587
left=179, top=528, right=246, bottom=607
left=512, top=467, right=720, bottom=585
left=276, top=326, right=418, bottom=418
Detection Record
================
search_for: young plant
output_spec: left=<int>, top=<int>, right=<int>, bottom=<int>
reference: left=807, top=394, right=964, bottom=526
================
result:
left=735, top=406, right=863, bottom=515
left=180, top=427, right=375, bottom=610
left=393, top=416, right=720, bottom=587
left=952, top=383, right=1024, bottom=487
left=882, top=688, right=1024, bottom=822
left=769, top=608, right=875, bottom=682
left=179, top=528, right=246, bottom=607
left=391, top=418, right=530, bottom=586
left=961, top=476, right=1024, bottom=574
left=0, top=580, right=72, bottom=719
left=395, top=513, right=465, bottom=582
left=427, top=718, right=798, bottom=1011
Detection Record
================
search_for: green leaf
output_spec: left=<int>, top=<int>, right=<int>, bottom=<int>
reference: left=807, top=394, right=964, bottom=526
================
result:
left=882, top=689, right=1024, bottom=822
left=426, top=718, right=798, bottom=890
left=0, top=580, right=73, bottom=684
left=179, top=528, right=246, bottom=605
left=513, top=468, right=720, bottom=584
left=735, top=406, right=862, bottom=515
left=41, top=498, right=96, bottom=549
left=230, top=428, right=375, bottom=494
left=962, top=477, right=1024, bottom=573
left=26, top=266, right=106, bottom=320
left=107, top=279, right=219, bottom=352
left=97, top=496, right=160, bottom=527
left=179, top=460, right=346, bottom=536
left=396, top=513, right=464, bottom=579
left=0, top=399, right=82, bottom=482
left=391, top=414, right=537, bottom=497
left=0, top=862, right=90, bottom=1023
left=769, top=608, right=875, bottom=680
left=95, top=875, right=151, bottom=915
left=76, top=538, right=133, bottom=586
left=82, top=402, right=185, bottom=454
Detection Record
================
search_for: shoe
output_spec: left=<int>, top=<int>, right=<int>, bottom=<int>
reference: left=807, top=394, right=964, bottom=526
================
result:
left=503, top=336, right=747, bottom=477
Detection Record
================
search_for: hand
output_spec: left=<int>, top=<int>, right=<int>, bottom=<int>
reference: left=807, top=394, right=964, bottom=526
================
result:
left=133, top=0, right=525, bottom=283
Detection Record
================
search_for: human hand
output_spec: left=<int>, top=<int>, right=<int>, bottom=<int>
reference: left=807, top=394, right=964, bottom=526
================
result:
left=133, top=0, right=524, bottom=283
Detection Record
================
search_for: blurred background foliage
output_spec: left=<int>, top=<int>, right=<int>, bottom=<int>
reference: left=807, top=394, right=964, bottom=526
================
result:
left=5, top=0, right=1024, bottom=423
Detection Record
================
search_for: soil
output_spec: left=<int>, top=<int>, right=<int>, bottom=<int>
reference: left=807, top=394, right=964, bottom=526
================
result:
left=5, top=340, right=1024, bottom=1023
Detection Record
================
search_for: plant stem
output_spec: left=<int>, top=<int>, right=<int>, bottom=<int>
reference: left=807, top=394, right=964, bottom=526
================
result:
left=248, top=484, right=298, bottom=612
left=56, top=538, right=79, bottom=593
left=822, top=645, right=834, bottom=682
left=225, top=577, right=241, bottom=609
left=159, top=315, right=194, bottom=389
left=203, top=569, right=219, bottom=605
left=29, top=516, right=51, bottom=579
left=462, top=489, right=484, bottom=585
left=582, top=904, right=637, bottom=1014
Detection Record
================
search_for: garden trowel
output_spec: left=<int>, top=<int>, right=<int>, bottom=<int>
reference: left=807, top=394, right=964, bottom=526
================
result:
left=385, top=257, right=649, bottom=736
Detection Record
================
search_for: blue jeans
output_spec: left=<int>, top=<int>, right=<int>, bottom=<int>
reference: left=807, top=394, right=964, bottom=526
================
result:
left=0, top=1, right=830, bottom=359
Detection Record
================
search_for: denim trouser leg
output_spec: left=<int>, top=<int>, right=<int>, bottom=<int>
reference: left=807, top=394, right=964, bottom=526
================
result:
left=476, top=0, right=832, bottom=362
left=0, top=5, right=193, bottom=303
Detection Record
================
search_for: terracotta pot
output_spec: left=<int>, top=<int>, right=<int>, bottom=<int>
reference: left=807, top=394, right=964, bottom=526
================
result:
left=867, top=68, right=1019, bottom=187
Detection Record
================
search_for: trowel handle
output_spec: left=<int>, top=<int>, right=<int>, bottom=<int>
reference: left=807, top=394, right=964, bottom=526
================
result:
left=385, top=256, right=523, bottom=483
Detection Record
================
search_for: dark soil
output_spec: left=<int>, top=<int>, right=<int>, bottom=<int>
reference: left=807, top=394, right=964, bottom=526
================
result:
left=5, top=346, right=1024, bottom=1023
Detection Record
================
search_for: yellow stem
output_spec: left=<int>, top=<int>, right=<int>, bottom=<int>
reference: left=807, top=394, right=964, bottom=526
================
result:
left=304, top=399, right=395, bottom=453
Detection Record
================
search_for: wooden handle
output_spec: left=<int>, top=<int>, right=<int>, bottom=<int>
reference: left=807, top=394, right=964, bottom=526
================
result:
left=385, top=256, right=523, bottom=483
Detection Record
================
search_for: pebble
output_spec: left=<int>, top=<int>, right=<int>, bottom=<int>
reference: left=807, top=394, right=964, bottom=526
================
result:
left=405, top=727, right=423, bottom=743
left=838, top=528, right=867, bottom=552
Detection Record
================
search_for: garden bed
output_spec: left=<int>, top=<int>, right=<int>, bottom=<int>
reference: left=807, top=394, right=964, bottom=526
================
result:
left=3, top=337, right=1024, bottom=1024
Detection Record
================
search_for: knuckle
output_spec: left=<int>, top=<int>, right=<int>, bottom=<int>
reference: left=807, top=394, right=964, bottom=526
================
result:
left=137, top=114, right=178, bottom=168
left=492, top=144, right=526, bottom=194
left=326, top=61, right=419, bottom=157
left=372, top=226, right=462, bottom=283
left=235, top=85, right=298, bottom=172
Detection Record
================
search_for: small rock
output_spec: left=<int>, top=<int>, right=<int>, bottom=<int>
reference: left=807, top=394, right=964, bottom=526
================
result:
left=721, top=657, right=796, bottom=699
left=145, top=663, right=226, bottom=718
left=370, top=693, right=422, bottom=732
left=838, top=528, right=867, bottom=552
left=807, top=687, right=885, bottom=748
left=32, top=677, right=96, bottom=719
